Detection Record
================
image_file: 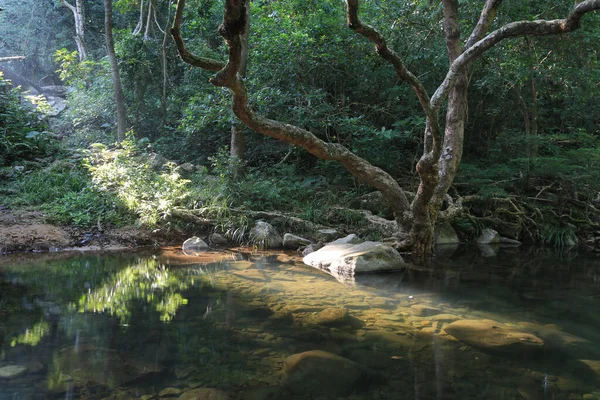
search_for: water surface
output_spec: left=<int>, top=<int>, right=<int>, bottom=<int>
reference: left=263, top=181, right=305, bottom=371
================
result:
left=1, top=246, right=600, bottom=399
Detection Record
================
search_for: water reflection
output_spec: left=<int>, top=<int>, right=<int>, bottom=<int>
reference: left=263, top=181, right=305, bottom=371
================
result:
left=0, top=247, right=599, bottom=399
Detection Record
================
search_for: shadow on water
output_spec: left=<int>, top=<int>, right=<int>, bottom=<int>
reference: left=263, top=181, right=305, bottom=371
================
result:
left=0, top=246, right=600, bottom=399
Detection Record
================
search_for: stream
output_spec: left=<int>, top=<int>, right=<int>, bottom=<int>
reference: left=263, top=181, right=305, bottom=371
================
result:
left=1, top=246, right=600, bottom=399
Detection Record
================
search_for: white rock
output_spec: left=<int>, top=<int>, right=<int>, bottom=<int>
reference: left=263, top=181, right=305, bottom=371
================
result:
left=303, top=241, right=404, bottom=280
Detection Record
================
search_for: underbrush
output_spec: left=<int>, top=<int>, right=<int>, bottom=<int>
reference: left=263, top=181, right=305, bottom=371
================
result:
left=456, top=130, right=600, bottom=246
left=3, top=160, right=132, bottom=227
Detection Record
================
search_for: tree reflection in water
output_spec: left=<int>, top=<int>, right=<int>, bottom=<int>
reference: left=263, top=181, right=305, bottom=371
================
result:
left=79, top=258, right=193, bottom=322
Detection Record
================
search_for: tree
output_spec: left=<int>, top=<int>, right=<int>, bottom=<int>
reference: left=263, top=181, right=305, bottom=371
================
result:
left=171, top=0, right=600, bottom=254
left=60, top=0, right=87, bottom=61
left=229, top=0, right=250, bottom=179
left=104, top=0, right=127, bottom=142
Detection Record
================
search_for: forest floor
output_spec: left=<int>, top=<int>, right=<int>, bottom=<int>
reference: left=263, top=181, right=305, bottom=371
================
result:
left=0, top=206, right=181, bottom=253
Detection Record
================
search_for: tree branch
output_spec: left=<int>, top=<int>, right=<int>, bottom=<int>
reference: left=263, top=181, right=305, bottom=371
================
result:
left=431, top=0, right=600, bottom=109
left=60, top=0, right=76, bottom=13
left=345, top=0, right=440, bottom=143
left=0, top=56, right=25, bottom=62
left=171, top=0, right=412, bottom=224
left=466, top=0, right=503, bottom=48
left=171, top=0, right=224, bottom=71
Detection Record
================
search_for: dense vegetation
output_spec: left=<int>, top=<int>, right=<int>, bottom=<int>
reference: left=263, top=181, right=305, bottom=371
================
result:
left=0, top=0, right=599, bottom=252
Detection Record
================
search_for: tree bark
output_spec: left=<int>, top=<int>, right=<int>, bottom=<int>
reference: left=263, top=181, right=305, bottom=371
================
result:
left=61, top=0, right=87, bottom=61
left=161, top=1, right=172, bottom=128
left=230, top=0, right=250, bottom=179
left=104, top=0, right=128, bottom=142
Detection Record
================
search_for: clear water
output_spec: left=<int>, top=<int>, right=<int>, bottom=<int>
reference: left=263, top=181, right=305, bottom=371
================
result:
left=1, top=246, right=600, bottom=399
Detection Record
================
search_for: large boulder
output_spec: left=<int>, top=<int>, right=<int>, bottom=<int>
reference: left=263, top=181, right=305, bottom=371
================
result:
left=250, top=221, right=283, bottom=249
left=283, top=350, right=372, bottom=396
left=435, top=223, right=459, bottom=245
left=303, top=241, right=405, bottom=280
left=282, top=233, right=311, bottom=249
left=444, top=320, right=544, bottom=354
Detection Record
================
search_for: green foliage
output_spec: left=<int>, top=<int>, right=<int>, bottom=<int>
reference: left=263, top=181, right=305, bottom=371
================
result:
left=85, top=137, right=192, bottom=227
left=53, top=48, right=95, bottom=87
left=0, top=73, right=57, bottom=166
left=7, top=159, right=132, bottom=227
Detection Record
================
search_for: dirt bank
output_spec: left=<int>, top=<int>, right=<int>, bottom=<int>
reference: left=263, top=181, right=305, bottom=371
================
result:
left=0, top=207, right=183, bottom=254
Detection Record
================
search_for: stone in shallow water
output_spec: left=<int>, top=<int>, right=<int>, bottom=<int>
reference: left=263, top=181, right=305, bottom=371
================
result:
left=306, top=307, right=350, bottom=327
left=179, top=388, right=230, bottom=400
left=0, top=365, right=27, bottom=379
left=444, top=319, right=544, bottom=354
left=50, top=345, right=163, bottom=391
left=410, top=304, right=442, bottom=317
left=182, top=236, right=209, bottom=254
left=283, top=350, right=373, bottom=396
left=303, top=241, right=405, bottom=281
left=159, top=387, right=183, bottom=397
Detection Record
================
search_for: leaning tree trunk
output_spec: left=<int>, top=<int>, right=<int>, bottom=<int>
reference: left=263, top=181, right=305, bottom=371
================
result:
left=104, top=0, right=128, bottom=142
left=61, top=0, right=87, bottom=61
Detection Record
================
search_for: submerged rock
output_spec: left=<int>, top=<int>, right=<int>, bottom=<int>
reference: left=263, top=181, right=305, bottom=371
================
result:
left=50, top=345, right=163, bottom=391
left=179, top=388, right=230, bottom=400
left=303, top=241, right=405, bottom=281
left=282, top=233, right=311, bottom=249
left=476, top=228, right=500, bottom=244
left=444, top=319, right=544, bottom=354
left=283, top=350, right=374, bottom=396
left=410, top=304, right=442, bottom=317
left=250, top=221, right=283, bottom=249
left=0, top=365, right=27, bottom=379
left=183, top=236, right=209, bottom=254
left=306, top=307, right=350, bottom=327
